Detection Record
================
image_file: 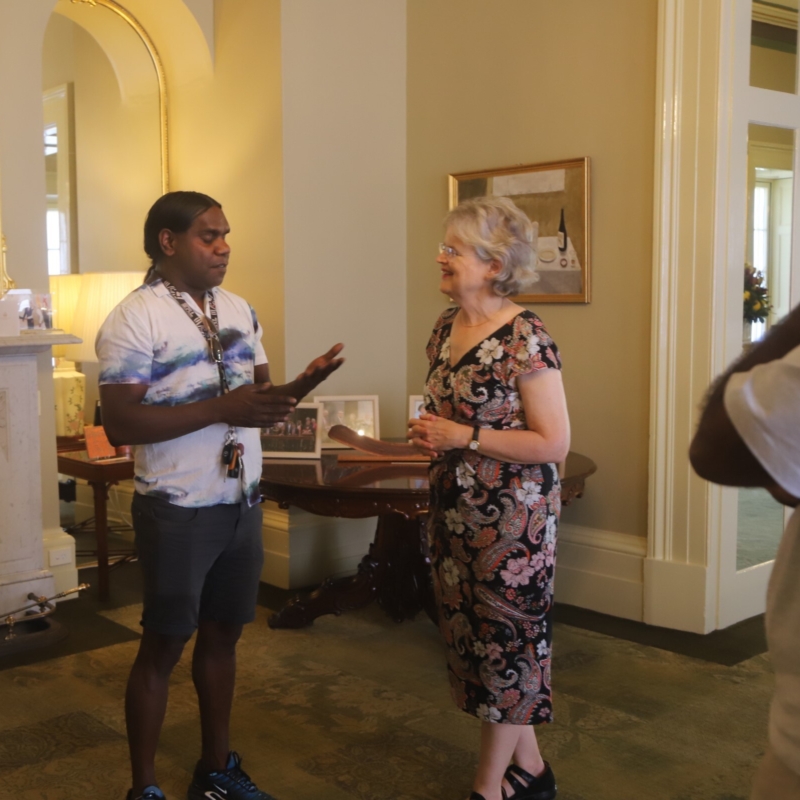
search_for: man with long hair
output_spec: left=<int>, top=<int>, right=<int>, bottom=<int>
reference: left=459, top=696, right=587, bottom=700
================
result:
left=98, top=191, right=344, bottom=800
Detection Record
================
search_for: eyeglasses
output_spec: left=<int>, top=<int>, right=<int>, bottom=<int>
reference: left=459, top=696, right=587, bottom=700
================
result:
left=438, top=243, right=460, bottom=259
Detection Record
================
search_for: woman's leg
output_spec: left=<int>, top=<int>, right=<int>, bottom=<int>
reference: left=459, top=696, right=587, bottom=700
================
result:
left=511, top=726, right=546, bottom=779
left=472, top=721, right=524, bottom=800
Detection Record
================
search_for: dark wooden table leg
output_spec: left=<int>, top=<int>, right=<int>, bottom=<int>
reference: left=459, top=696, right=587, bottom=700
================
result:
left=90, top=480, right=110, bottom=601
left=268, top=513, right=434, bottom=629
left=375, top=514, right=434, bottom=623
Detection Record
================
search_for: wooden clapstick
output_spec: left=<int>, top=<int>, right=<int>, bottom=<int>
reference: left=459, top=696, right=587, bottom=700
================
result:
left=327, top=425, right=427, bottom=460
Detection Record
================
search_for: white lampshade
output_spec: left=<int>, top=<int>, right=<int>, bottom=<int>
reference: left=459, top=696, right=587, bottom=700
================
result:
left=49, top=273, right=83, bottom=358
left=63, top=271, right=145, bottom=363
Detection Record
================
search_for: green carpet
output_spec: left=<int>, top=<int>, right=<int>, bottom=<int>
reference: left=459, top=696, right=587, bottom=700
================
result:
left=737, top=487, right=785, bottom=570
left=0, top=564, right=774, bottom=799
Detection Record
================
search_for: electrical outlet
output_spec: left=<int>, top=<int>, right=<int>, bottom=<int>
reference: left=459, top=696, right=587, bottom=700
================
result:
left=49, top=546, right=73, bottom=567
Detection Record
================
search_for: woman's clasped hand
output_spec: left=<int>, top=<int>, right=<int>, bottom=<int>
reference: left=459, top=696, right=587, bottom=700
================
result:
left=408, top=412, right=471, bottom=457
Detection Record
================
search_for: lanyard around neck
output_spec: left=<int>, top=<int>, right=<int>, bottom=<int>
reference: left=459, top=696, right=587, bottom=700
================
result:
left=161, top=278, right=230, bottom=395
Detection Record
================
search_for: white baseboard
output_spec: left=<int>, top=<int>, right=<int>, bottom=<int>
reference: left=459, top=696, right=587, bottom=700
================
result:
left=75, top=487, right=654, bottom=624
left=643, top=558, right=714, bottom=633
left=42, top=525, right=78, bottom=597
left=555, top=523, right=646, bottom=622
left=261, top=502, right=375, bottom=589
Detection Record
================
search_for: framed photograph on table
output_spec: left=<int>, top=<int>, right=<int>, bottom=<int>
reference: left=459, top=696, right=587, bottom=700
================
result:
left=449, top=157, right=590, bottom=304
left=408, top=395, right=425, bottom=420
left=261, top=403, right=322, bottom=459
left=313, top=395, right=380, bottom=448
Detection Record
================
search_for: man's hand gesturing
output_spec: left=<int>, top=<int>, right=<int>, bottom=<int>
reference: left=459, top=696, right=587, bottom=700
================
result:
left=296, top=343, right=345, bottom=395
left=217, top=383, right=296, bottom=428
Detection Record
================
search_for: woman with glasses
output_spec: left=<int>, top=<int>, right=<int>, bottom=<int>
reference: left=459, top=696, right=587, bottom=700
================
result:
left=409, top=196, right=570, bottom=800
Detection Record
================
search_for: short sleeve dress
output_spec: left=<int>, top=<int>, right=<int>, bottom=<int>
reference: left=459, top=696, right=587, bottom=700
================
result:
left=424, top=307, right=562, bottom=725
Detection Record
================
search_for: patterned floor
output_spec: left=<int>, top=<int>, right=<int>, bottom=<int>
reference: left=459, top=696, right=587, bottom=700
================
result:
left=0, top=601, right=771, bottom=800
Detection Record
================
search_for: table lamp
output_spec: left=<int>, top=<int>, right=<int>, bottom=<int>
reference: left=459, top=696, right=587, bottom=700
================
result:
left=63, top=272, right=145, bottom=364
left=49, top=273, right=84, bottom=437
left=58, top=271, right=145, bottom=433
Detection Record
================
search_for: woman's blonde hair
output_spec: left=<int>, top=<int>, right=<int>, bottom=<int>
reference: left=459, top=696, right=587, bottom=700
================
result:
left=444, top=196, right=536, bottom=297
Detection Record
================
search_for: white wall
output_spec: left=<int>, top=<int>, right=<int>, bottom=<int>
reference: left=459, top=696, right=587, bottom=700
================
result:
left=281, top=0, right=407, bottom=434
left=0, top=0, right=72, bottom=593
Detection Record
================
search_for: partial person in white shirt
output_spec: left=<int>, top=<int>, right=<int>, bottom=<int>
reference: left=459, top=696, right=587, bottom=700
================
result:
left=690, top=303, right=800, bottom=800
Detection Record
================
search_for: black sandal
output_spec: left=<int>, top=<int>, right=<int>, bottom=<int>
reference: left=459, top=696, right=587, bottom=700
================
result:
left=503, top=762, right=557, bottom=800
left=470, top=793, right=509, bottom=800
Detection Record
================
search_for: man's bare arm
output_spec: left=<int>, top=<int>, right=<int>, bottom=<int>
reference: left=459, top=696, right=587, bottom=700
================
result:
left=100, top=382, right=296, bottom=446
left=102, top=342, right=344, bottom=447
left=690, top=304, right=800, bottom=496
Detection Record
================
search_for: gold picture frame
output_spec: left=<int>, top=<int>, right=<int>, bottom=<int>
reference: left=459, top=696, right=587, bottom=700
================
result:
left=448, top=157, right=591, bottom=304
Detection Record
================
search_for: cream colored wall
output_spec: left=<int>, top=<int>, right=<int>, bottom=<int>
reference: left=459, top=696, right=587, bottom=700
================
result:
left=407, top=0, right=658, bottom=538
left=42, top=11, right=73, bottom=87
left=168, top=0, right=286, bottom=381
left=751, top=44, right=796, bottom=94
left=281, top=0, right=407, bottom=432
left=43, top=13, right=160, bottom=276
left=45, top=1, right=283, bottom=381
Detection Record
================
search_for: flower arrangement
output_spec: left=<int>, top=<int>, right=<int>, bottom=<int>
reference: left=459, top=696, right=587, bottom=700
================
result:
left=743, top=265, right=772, bottom=323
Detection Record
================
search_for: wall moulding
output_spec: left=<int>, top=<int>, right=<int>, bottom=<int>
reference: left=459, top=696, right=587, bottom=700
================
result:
left=556, top=524, right=646, bottom=622
left=646, top=0, right=726, bottom=632
left=62, top=0, right=169, bottom=193
left=752, top=1, right=797, bottom=29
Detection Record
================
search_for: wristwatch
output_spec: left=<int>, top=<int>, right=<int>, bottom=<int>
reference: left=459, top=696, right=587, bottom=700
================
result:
left=468, top=425, right=481, bottom=451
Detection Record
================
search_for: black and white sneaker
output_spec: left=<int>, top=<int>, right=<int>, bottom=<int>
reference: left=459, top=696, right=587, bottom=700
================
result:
left=187, top=751, right=275, bottom=800
left=126, top=787, right=166, bottom=800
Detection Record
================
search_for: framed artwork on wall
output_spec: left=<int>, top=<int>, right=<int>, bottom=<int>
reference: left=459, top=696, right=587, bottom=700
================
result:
left=261, top=403, right=322, bottom=459
left=313, top=395, right=380, bottom=448
left=449, top=157, right=591, bottom=304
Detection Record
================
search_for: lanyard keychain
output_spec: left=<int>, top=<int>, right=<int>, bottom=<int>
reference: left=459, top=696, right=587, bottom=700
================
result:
left=222, top=430, right=244, bottom=479
left=162, top=279, right=242, bottom=480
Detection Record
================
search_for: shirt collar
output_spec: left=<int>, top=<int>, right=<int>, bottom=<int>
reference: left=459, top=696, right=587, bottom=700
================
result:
left=148, top=277, right=219, bottom=301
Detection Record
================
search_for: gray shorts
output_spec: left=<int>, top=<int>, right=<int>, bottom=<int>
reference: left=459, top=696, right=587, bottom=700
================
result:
left=131, top=493, right=264, bottom=636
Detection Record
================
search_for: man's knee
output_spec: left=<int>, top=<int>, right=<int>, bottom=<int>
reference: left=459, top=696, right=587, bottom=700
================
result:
left=135, top=629, right=192, bottom=675
left=196, top=620, right=243, bottom=654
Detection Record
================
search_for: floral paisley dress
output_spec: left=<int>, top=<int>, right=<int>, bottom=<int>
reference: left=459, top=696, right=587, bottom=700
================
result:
left=425, top=307, right=562, bottom=725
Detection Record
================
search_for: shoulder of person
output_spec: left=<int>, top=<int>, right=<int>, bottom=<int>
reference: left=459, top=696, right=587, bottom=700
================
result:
left=213, top=286, right=251, bottom=312
left=214, top=287, right=260, bottom=331
left=433, top=305, right=458, bottom=330
left=515, top=309, right=554, bottom=342
left=100, top=282, right=154, bottom=329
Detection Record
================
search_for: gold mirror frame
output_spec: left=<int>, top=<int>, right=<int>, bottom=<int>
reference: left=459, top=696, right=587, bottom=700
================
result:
left=1, top=0, right=168, bottom=298
left=70, top=0, right=169, bottom=194
left=0, top=236, right=14, bottom=298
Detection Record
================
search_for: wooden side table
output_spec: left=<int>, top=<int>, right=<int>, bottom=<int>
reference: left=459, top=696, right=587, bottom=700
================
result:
left=56, top=450, right=135, bottom=600
left=262, top=451, right=596, bottom=629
